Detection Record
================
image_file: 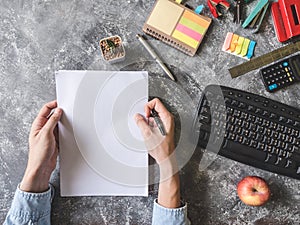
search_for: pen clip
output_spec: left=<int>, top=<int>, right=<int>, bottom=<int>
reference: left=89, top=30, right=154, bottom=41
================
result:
left=151, top=109, right=159, bottom=117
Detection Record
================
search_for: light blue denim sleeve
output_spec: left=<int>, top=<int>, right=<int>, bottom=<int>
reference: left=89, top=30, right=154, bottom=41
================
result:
left=3, top=184, right=54, bottom=225
left=152, top=199, right=191, bottom=225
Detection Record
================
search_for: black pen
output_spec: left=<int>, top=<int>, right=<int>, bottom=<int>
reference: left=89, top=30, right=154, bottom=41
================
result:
left=151, top=109, right=166, bottom=136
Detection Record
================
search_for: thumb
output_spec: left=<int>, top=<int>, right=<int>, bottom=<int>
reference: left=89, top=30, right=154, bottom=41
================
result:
left=134, top=113, right=152, bottom=139
left=43, top=108, right=63, bottom=133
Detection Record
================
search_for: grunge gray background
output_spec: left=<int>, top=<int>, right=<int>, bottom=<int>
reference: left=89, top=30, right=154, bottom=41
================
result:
left=1, top=0, right=299, bottom=224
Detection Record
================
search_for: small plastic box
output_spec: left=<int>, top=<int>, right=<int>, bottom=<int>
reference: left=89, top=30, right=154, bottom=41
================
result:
left=99, top=35, right=125, bottom=63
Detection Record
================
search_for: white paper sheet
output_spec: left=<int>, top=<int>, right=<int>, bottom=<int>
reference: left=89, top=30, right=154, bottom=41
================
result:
left=55, top=70, right=148, bottom=196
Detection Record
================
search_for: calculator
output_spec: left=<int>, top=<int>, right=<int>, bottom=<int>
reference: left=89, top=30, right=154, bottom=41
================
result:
left=260, top=54, right=300, bottom=92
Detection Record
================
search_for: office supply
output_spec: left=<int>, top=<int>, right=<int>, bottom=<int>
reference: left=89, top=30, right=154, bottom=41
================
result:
left=195, top=84, right=300, bottom=180
left=233, top=0, right=243, bottom=23
left=99, top=35, right=125, bottom=63
left=207, top=0, right=230, bottom=18
left=271, top=0, right=300, bottom=43
left=195, top=5, right=204, bottom=14
left=222, top=32, right=256, bottom=59
left=260, top=54, right=300, bottom=92
left=228, top=40, right=300, bottom=78
left=56, top=70, right=149, bottom=196
left=136, top=34, right=175, bottom=81
left=151, top=109, right=166, bottom=136
left=143, top=0, right=212, bottom=56
left=242, top=0, right=270, bottom=33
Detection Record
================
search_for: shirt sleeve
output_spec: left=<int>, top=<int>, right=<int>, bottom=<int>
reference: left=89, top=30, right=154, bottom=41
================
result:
left=152, top=199, right=191, bottom=225
left=3, top=184, right=54, bottom=225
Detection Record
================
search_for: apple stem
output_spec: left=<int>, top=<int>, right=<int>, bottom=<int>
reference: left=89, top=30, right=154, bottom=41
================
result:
left=252, top=188, right=257, bottom=192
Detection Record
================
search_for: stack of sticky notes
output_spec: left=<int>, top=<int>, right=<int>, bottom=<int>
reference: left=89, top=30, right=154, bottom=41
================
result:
left=222, top=32, right=256, bottom=59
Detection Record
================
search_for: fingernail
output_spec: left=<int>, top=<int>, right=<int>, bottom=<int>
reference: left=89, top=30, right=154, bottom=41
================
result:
left=54, top=108, right=62, bottom=116
left=134, top=113, right=140, bottom=121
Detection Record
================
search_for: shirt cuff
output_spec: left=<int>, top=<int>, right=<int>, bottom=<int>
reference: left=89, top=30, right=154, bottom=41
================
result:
left=152, top=199, right=190, bottom=225
left=7, top=184, right=54, bottom=222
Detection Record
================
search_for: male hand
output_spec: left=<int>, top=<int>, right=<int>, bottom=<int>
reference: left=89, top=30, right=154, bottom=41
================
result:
left=134, top=98, right=175, bottom=165
left=135, top=98, right=180, bottom=208
left=20, top=100, right=62, bottom=193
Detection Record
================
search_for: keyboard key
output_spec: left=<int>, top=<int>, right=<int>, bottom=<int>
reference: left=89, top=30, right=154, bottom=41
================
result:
left=265, top=153, right=276, bottom=163
left=223, top=140, right=266, bottom=161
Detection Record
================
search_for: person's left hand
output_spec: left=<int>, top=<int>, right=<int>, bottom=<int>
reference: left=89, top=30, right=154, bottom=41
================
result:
left=20, top=100, right=62, bottom=193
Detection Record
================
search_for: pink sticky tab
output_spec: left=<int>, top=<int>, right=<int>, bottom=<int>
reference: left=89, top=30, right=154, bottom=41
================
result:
left=222, top=32, right=233, bottom=51
left=176, top=23, right=202, bottom=41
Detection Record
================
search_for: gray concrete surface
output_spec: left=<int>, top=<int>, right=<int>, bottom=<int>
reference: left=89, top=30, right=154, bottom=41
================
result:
left=0, top=0, right=299, bottom=224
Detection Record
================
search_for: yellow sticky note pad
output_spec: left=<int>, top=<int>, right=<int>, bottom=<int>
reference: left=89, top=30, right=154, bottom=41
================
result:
left=146, top=0, right=184, bottom=36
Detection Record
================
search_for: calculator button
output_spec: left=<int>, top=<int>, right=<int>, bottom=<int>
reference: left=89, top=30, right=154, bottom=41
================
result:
left=269, top=84, right=278, bottom=90
left=283, top=62, right=288, bottom=66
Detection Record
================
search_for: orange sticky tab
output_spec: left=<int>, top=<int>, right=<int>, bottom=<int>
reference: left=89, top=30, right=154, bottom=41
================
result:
left=182, top=10, right=211, bottom=28
left=222, top=32, right=233, bottom=51
left=230, top=34, right=239, bottom=52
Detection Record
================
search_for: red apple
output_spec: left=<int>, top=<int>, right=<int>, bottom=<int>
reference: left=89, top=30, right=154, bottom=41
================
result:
left=237, top=176, right=271, bottom=206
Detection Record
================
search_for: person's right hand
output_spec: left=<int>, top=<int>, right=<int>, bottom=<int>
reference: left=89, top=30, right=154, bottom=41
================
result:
left=135, top=98, right=181, bottom=208
left=20, top=100, right=62, bottom=193
left=134, top=98, right=175, bottom=164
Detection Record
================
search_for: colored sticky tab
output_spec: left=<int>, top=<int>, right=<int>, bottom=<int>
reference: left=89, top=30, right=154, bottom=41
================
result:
left=172, top=30, right=199, bottom=48
left=175, top=0, right=183, bottom=3
left=182, top=10, right=211, bottom=27
left=222, top=32, right=256, bottom=59
left=222, top=32, right=233, bottom=51
left=179, top=17, right=207, bottom=34
left=230, top=34, right=239, bottom=52
left=234, top=37, right=245, bottom=55
left=246, top=40, right=256, bottom=59
left=241, top=38, right=250, bottom=56
left=175, top=23, right=202, bottom=41
left=195, top=5, right=204, bottom=14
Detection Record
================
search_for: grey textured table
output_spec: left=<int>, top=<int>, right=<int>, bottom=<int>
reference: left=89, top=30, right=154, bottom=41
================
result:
left=1, top=0, right=300, bottom=224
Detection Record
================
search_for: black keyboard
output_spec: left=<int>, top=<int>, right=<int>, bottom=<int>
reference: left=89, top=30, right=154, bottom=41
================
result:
left=195, top=85, right=300, bottom=180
